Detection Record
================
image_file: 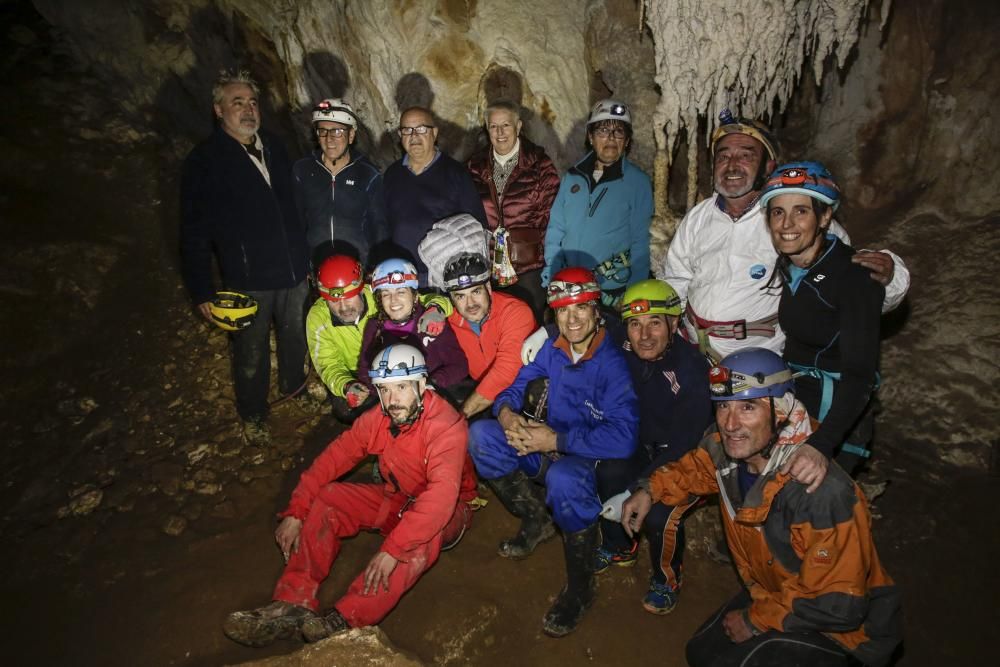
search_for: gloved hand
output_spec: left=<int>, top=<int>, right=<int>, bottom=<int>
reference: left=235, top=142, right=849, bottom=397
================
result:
left=417, top=306, right=446, bottom=336
left=520, top=326, right=549, bottom=364
left=344, top=382, right=370, bottom=409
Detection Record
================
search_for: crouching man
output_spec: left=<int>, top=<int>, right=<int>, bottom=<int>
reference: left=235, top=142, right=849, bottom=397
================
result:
left=223, top=344, right=478, bottom=647
left=468, top=267, right=638, bottom=637
left=622, top=348, right=901, bottom=666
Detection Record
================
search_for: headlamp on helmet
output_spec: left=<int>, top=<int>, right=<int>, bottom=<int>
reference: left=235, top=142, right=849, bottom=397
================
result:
left=443, top=252, right=490, bottom=292
left=208, top=291, right=258, bottom=332
left=369, top=344, right=428, bottom=385
left=372, top=258, right=419, bottom=291
left=708, top=347, right=795, bottom=401
left=316, top=255, right=364, bottom=302
left=547, top=267, right=601, bottom=309
left=619, top=279, right=682, bottom=320
left=759, top=161, right=841, bottom=210
left=312, top=98, right=357, bottom=129
left=710, top=108, right=778, bottom=161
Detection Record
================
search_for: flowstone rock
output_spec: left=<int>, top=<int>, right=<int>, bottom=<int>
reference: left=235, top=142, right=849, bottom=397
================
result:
left=231, top=626, right=422, bottom=667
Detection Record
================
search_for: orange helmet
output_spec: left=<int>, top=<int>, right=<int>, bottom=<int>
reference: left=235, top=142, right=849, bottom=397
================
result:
left=316, top=255, right=364, bottom=302
left=547, top=267, right=601, bottom=309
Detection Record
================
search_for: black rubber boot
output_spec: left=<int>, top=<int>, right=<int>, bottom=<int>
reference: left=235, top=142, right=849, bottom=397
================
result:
left=542, top=523, right=600, bottom=637
left=489, top=470, right=557, bottom=559
left=300, top=606, right=349, bottom=643
left=223, top=600, right=315, bottom=647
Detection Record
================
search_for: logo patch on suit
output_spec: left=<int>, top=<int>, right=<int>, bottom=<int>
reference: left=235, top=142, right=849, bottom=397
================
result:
left=749, top=264, right=767, bottom=280
left=345, top=179, right=355, bottom=186
left=663, top=370, right=681, bottom=395
left=813, top=546, right=834, bottom=565
left=813, top=274, right=826, bottom=283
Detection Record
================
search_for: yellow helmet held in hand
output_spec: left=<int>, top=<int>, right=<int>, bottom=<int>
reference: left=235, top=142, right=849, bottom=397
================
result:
left=209, top=291, right=258, bottom=331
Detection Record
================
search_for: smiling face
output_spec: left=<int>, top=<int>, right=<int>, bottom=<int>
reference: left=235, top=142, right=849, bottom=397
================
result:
left=626, top=313, right=677, bottom=361
left=766, top=193, right=833, bottom=268
left=378, top=287, right=417, bottom=322
left=326, top=293, right=365, bottom=323
left=486, top=108, right=522, bottom=156
left=214, top=83, right=260, bottom=143
left=713, top=134, right=773, bottom=206
left=376, top=378, right=425, bottom=425
left=715, top=398, right=775, bottom=465
left=555, top=301, right=599, bottom=353
left=450, top=283, right=491, bottom=324
left=316, top=120, right=354, bottom=167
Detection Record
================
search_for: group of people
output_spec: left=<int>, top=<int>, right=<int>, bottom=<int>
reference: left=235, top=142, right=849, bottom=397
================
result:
left=182, top=69, right=906, bottom=665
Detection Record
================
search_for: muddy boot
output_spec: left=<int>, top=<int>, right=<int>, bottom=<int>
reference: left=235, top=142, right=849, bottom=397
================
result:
left=489, top=470, right=556, bottom=559
left=542, top=523, right=600, bottom=637
left=223, top=600, right=314, bottom=647
left=301, top=606, right=349, bottom=643
left=241, top=418, right=271, bottom=447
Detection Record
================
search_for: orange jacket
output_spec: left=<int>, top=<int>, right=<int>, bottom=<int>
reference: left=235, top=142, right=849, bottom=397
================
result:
left=650, top=431, right=902, bottom=666
left=448, top=291, right=536, bottom=401
left=281, top=392, right=476, bottom=562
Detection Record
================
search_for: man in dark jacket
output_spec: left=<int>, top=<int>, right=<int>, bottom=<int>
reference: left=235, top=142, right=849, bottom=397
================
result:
left=467, top=100, right=561, bottom=318
left=594, top=279, right=712, bottom=616
left=180, top=70, right=311, bottom=445
left=293, top=98, right=388, bottom=268
left=382, top=106, right=486, bottom=281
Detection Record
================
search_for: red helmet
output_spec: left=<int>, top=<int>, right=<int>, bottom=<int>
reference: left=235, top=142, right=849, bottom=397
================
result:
left=547, top=267, right=601, bottom=309
left=316, top=255, right=364, bottom=302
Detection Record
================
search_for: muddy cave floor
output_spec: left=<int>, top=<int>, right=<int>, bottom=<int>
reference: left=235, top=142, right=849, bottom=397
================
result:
left=0, top=22, right=998, bottom=667
left=0, top=144, right=997, bottom=667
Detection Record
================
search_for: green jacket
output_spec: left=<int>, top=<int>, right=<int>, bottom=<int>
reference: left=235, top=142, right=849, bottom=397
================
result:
left=307, top=287, right=451, bottom=396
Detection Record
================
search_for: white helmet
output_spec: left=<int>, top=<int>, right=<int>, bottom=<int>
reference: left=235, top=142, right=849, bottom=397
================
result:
left=369, top=344, right=428, bottom=385
left=588, top=99, right=632, bottom=126
left=312, top=98, right=357, bottom=128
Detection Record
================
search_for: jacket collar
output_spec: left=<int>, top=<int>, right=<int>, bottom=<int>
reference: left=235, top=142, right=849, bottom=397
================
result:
left=570, top=151, right=625, bottom=190
left=553, top=324, right=606, bottom=363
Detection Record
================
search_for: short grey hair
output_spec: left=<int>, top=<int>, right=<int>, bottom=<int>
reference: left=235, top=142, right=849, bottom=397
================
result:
left=485, top=100, right=521, bottom=124
left=212, top=69, right=260, bottom=106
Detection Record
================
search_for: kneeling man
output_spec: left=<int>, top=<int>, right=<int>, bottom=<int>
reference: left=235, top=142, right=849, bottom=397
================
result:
left=622, top=348, right=901, bottom=667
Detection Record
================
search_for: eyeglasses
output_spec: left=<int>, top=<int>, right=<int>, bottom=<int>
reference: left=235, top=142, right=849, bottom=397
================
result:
left=316, top=127, right=349, bottom=139
left=593, top=127, right=626, bottom=139
left=398, top=125, right=434, bottom=136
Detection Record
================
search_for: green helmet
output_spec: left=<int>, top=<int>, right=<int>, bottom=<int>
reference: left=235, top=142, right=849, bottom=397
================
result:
left=619, top=279, right=682, bottom=320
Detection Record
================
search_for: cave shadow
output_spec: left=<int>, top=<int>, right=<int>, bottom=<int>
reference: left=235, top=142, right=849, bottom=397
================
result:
left=378, top=72, right=481, bottom=165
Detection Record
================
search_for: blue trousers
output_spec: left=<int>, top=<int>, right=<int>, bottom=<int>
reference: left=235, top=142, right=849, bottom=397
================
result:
left=468, top=419, right=601, bottom=532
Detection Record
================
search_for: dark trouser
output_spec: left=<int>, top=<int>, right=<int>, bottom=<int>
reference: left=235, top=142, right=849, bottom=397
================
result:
left=686, top=588, right=852, bottom=667
left=497, top=268, right=544, bottom=325
left=231, top=281, right=309, bottom=421
left=594, top=451, right=645, bottom=551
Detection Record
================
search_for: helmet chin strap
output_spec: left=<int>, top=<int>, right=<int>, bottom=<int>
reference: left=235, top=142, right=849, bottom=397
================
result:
left=758, top=396, right=789, bottom=460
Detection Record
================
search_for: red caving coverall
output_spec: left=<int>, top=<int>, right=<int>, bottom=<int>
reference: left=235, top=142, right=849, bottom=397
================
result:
left=273, top=390, right=477, bottom=626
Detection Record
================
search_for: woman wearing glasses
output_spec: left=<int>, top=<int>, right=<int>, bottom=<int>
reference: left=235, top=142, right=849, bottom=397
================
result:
left=761, top=162, right=884, bottom=476
left=543, top=99, right=653, bottom=309
left=293, top=98, right=388, bottom=268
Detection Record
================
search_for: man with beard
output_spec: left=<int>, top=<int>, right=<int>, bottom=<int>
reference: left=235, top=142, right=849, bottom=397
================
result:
left=621, top=348, right=902, bottom=667
left=468, top=267, right=638, bottom=637
left=383, top=106, right=486, bottom=281
left=180, top=70, right=310, bottom=446
left=658, top=111, right=910, bottom=364
left=293, top=98, right=387, bottom=267
left=441, top=251, right=536, bottom=418
left=223, top=344, right=478, bottom=647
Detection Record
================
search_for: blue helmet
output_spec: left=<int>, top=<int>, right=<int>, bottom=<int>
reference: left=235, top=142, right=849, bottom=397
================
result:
left=372, top=258, right=419, bottom=291
left=709, top=347, right=794, bottom=401
left=759, top=161, right=840, bottom=211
